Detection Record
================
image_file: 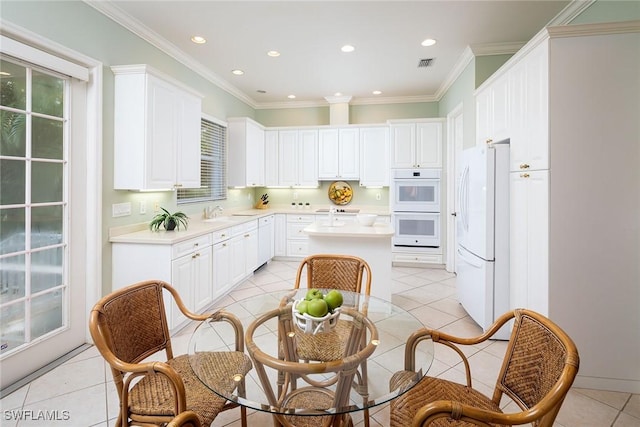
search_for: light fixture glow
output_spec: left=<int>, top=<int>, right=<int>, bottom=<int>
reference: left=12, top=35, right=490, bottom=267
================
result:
left=372, top=90, right=382, bottom=95
left=231, top=69, right=244, bottom=76
left=267, top=50, right=281, bottom=57
left=191, top=36, right=207, bottom=44
left=287, top=94, right=296, bottom=99
left=421, top=38, right=437, bottom=47
left=0, top=71, right=11, bottom=76
left=341, top=44, right=355, bottom=53
left=334, top=92, right=342, bottom=97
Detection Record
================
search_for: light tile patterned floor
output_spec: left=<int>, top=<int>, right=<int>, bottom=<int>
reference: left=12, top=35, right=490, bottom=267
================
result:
left=1, top=260, right=637, bottom=426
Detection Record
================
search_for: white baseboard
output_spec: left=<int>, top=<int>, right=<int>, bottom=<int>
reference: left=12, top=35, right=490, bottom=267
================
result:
left=573, top=375, right=640, bottom=394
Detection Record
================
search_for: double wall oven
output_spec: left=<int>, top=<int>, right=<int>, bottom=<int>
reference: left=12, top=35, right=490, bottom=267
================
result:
left=391, top=169, right=441, bottom=248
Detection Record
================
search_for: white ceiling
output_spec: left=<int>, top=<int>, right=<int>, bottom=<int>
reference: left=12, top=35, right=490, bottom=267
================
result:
left=91, top=1, right=574, bottom=108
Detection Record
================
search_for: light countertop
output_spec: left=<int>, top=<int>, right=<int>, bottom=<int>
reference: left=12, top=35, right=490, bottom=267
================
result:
left=304, top=221, right=394, bottom=238
left=110, top=205, right=391, bottom=245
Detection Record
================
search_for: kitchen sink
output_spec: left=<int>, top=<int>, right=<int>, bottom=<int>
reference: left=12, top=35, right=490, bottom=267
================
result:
left=315, top=208, right=360, bottom=213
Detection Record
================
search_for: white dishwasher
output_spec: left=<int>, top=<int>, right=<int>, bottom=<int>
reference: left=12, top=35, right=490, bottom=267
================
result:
left=258, top=215, right=275, bottom=267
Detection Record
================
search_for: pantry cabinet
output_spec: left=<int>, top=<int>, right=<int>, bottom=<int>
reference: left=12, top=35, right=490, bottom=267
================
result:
left=389, top=120, right=443, bottom=168
left=112, top=65, right=202, bottom=191
left=318, top=127, right=360, bottom=180
left=228, top=117, right=266, bottom=187
left=481, top=26, right=640, bottom=391
left=475, top=73, right=510, bottom=146
left=279, top=129, right=318, bottom=187
left=359, top=126, right=389, bottom=187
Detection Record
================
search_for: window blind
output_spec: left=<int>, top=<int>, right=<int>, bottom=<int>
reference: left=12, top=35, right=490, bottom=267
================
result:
left=177, top=118, right=227, bottom=203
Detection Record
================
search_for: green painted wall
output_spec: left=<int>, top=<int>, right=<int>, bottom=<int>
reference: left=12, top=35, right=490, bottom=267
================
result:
left=571, top=0, right=640, bottom=24
left=475, top=54, right=513, bottom=88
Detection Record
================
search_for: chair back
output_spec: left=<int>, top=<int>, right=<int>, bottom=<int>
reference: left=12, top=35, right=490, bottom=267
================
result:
left=494, top=309, right=580, bottom=426
left=294, top=254, right=372, bottom=296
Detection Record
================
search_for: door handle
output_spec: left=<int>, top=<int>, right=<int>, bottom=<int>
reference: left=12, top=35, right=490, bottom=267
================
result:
left=451, top=212, right=457, bottom=217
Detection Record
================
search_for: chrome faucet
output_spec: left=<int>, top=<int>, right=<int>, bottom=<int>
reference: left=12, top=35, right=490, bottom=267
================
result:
left=204, top=205, right=224, bottom=219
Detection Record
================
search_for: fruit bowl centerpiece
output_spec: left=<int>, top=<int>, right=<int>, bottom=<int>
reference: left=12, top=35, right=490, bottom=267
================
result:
left=292, top=289, right=344, bottom=335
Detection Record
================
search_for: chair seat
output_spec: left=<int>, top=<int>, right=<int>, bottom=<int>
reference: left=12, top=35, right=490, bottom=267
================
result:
left=129, top=352, right=252, bottom=425
left=390, top=375, right=507, bottom=427
left=282, top=386, right=351, bottom=427
left=295, top=319, right=353, bottom=361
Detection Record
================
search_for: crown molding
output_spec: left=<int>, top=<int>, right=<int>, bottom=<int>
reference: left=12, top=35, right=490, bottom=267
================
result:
left=549, top=0, right=596, bottom=25
left=547, top=20, right=640, bottom=38
left=433, top=46, right=475, bottom=101
left=469, top=42, right=526, bottom=56
left=83, top=0, right=259, bottom=108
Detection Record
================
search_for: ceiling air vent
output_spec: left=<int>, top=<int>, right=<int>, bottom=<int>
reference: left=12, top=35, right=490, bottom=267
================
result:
left=418, top=58, right=435, bottom=68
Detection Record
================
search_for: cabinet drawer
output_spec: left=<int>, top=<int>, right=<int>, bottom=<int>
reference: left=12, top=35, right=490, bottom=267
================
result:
left=287, top=214, right=315, bottom=223
left=392, top=253, right=442, bottom=265
left=211, top=228, right=231, bottom=244
left=231, top=219, right=258, bottom=236
left=287, top=241, right=309, bottom=257
left=287, top=223, right=309, bottom=240
left=259, top=215, right=274, bottom=226
left=172, top=234, right=212, bottom=259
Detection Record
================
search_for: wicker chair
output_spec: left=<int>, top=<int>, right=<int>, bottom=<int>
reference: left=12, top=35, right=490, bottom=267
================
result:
left=389, top=309, right=580, bottom=427
left=292, top=254, right=373, bottom=426
left=89, top=280, right=253, bottom=427
left=247, top=304, right=379, bottom=427
left=167, top=410, right=202, bottom=427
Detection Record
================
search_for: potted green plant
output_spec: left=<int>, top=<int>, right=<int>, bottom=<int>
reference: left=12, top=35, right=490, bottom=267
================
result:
left=149, top=208, right=189, bottom=231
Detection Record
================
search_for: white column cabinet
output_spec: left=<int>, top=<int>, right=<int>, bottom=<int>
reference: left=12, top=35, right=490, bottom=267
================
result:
left=318, top=127, right=360, bottom=180
left=475, top=73, right=510, bottom=146
left=227, top=117, right=266, bottom=187
left=389, top=120, right=443, bottom=168
left=112, top=65, right=202, bottom=191
left=279, top=129, right=318, bottom=187
left=264, top=130, right=279, bottom=187
left=359, top=126, right=389, bottom=187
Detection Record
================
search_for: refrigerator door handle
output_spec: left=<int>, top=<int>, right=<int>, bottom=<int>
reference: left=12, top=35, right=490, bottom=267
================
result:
left=457, top=247, right=483, bottom=269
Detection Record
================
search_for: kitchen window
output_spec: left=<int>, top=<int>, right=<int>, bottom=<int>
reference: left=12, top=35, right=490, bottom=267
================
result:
left=178, top=115, right=227, bottom=203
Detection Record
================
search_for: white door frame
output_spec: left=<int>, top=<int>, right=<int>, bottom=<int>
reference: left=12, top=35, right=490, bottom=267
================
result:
left=1, top=21, right=102, bottom=389
left=446, top=103, right=463, bottom=272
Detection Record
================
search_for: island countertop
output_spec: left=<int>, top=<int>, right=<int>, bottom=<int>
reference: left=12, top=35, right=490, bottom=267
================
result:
left=303, top=221, right=394, bottom=238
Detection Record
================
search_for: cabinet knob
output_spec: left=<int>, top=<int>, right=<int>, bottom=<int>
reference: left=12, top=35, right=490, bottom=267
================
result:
left=174, top=183, right=183, bottom=188
left=192, top=253, right=200, bottom=259
left=486, top=138, right=493, bottom=144
left=244, top=234, right=250, bottom=238
left=520, top=163, right=530, bottom=169
left=520, top=173, right=530, bottom=178
left=194, top=243, right=199, bottom=247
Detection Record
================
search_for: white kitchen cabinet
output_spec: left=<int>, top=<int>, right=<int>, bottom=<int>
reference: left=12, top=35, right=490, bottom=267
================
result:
left=171, top=243, right=213, bottom=329
left=389, top=120, right=443, bottom=168
left=258, top=215, right=275, bottom=266
left=229, top=220, right=259, bottom=284
left=264, top=130, right=279, bottom=186
left=318, top=127, right=359, bottom=180
left=211, top=227, right=232, bottom=298
left=279, top=129, right=318, bottom=187
left=286, top=214, right=315, bottom=258
left=112, top=64, right=202, bottom=191
left=509, top=169, right=548, bottom=315
left=112, top=233, right=213, bottom=331
left=274, top=214, right=287, bottom=257
left=227, top=117, right=265, bottom=187
left=359, top=126, right=389, bottom=187
left=475, top=73, right=510, bottom=147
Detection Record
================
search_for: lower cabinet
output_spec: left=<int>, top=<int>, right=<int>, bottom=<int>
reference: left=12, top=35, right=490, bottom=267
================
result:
left=230, top=220, right=259, bottom=284
left=286, top=214, right=315, bottom=258
left=171, top=243, right=213, bottom=328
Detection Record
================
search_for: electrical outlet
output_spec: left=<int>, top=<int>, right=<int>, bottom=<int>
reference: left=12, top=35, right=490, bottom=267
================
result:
left=375, top=193, right=381, bottom=201
left=247, top=193, right=252, bottom=201
left=139, top=201, right=146, bottom=214
left=112, top=202, right=132, bottom=217
left=153, top=202, right=160, bottom=212
left=293, top=191, right=298, bottom=200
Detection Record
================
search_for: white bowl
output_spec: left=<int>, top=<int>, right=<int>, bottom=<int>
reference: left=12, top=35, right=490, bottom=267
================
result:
left=292, top=300, right=341, bottom=334
left=357, top=213, right=377, bottom=226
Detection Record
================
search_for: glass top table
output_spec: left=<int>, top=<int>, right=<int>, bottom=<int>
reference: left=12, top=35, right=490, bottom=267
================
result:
left=188, top=289, right=434, bottom=418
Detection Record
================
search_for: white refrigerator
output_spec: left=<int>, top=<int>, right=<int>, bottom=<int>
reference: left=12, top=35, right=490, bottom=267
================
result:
left=456, top=141, right=510, bottom=339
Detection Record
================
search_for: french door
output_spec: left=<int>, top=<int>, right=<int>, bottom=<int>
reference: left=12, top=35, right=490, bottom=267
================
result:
left=0, top=52, right=88, bottom=390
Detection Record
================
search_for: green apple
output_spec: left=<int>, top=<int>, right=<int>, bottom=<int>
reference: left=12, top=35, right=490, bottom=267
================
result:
left=296, top=300, right=309, bottom=315
left=324, top=289, right=343, bottom=310
left=306, top=298, right=329, bottom=317
left=305, top=288, right=324, bottom=301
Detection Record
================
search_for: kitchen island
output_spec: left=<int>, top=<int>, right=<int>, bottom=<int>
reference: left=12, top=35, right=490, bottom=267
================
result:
left=304, top=220, right=395, bottom=301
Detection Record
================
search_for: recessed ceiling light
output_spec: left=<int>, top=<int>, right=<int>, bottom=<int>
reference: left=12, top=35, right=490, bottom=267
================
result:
left=231, top=69, right=244, bottom=76
left=267, top=50, right=280, bottom=57
left=287, top=94, right=296, bottom=99
left=191, top=36, right=207, bottom=44
left=341, top=44, right=355, bottom=53
left=372, top=90, right=382, bottom=95
left=421, top=38, right=437, bottom=47
left=334, top=92, right=342, bottom=97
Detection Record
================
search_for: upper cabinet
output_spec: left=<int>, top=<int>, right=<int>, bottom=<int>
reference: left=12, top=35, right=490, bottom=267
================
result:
left=359, top=126, right=389, bottom=187
left=279, top=129, right=318, bottom=187
left=389, top=120, right=443, bottom=168
left=228, top=117, right=266, bottom=187
left=318, top=127, right=360, bottom=180
left=264, top=130, right=279, bottom=187
left=475, top=73, right=510, bottom=146
left=112, top=65, right=202, bottom=190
